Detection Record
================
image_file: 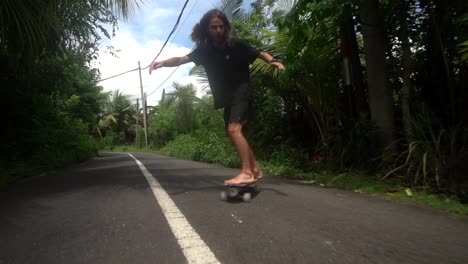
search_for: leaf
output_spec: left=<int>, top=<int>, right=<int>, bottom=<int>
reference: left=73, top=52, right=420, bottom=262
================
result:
left=405, top=188, right=413, bottom=197
left=380, top=162, right=410, bottom=182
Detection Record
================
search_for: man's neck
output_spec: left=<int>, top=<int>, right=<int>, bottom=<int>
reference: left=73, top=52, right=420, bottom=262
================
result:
left=212, top=41, right=225, bottom=49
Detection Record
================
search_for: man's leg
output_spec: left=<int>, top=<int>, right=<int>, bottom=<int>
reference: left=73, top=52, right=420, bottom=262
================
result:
left=248, top=145, right=263, bottom=179
left=224, top=101, right=263, bottom=184
left=224, top=122, right=257, bottom=185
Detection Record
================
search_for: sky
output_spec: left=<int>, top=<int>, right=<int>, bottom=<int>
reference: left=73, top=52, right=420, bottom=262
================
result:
left=94, top=0, right=254, bottom=106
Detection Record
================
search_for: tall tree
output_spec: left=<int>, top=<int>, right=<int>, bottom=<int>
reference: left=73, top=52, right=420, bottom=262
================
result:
left=2, top=0, right=121, bottom=160
left=397, top=0, right=414, bottom=138
left=339, top=4, right=367, bottom=122
left=357, top=0, right=396, bottom=149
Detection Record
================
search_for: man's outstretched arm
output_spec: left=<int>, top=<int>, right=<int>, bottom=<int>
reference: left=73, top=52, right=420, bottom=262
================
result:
left=149, top=56, right=192, bottom=74
left=258, top=51, right=285, bottom=71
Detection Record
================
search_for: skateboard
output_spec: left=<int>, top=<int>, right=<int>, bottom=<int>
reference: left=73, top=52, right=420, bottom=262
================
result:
left=220, top=183, right=259, bottom=202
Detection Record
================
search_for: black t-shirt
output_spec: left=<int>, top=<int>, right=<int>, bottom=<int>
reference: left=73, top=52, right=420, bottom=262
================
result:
left=187, top=39, right=260, bottom=109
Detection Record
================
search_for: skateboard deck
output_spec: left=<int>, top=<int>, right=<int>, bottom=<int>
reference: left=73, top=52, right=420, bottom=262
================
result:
left=220, top=183, right=259, bottom=202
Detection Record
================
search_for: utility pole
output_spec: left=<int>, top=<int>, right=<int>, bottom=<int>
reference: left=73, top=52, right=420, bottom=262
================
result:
left=136, top=98, right=139, bottom=146
left=144, top=92, right=149, bottom=146
left=138, top=61, right=148, bottom=147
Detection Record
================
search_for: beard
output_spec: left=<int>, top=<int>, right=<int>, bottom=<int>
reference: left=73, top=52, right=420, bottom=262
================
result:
left=210, top=33, right=225, bottom=45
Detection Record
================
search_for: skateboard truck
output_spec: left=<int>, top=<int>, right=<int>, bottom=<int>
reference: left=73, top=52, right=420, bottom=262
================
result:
left=220, top=184, right=259, bottom=202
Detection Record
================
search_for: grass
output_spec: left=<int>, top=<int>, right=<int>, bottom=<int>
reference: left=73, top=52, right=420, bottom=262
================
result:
left=0, top=162, right=43, bottom=188
left=99, top=145, right=157, bottom=153
left=389, top=191, right=468, bottom=216
left=298, top=171, right=468, bottom=216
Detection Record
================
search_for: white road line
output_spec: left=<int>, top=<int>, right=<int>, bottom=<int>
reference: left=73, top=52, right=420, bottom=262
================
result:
left=230, top=213, right=243, bottom=224
left=128, top=153, right=220, bottom=264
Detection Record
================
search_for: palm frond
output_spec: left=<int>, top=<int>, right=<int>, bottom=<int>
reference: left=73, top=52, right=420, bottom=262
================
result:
left=189, top=65, right=206, bottom=76
left=216, top=0, right=247, bottom=23
left=103, top=0, right=146, bottom=20
left=98, top=114, right=117, bottom=128
left=0, top=0, right=55, bottom=56
left=273, top=0, right=299, bottom=15
left=189, top=65, right=209, bottom=83
left=1, top=0, right=145, bottom=59
left=458, top=40, right=468, bottom=62
left=250, top=59, right=275, bottom=76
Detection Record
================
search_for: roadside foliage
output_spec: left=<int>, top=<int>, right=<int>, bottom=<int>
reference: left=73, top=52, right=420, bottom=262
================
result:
left=2, top=0, right=467, bottom=203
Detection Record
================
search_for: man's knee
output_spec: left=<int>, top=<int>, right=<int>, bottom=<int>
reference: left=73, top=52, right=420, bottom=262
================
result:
left=227, top=123, right=242, bottom=137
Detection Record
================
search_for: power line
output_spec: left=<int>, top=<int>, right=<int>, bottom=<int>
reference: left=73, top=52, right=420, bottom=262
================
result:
left=145, top=0, right=198, bottom=96
left=145, top=0, right=191, bottom=70
left=98, top=67, right=139, bottom=83
left=98, top=0, right=191, bottom=82
left=170, top=0, right=199, bottom=44
left=147, top=66, right=180, bottom=96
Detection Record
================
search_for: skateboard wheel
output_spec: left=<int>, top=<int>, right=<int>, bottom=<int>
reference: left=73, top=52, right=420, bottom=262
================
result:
left=220, top=191, right=228, bottom=201
left=228, top=188, right=239, bottom=197
left=242, top=192, right=251, bottom=202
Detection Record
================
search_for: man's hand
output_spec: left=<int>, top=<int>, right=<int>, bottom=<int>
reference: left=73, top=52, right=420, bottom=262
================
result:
left=271, top=61, right=285, bottom=71
left=149, top=61, right=163, bottom=75
left=258, top=52, right=286, bottom=71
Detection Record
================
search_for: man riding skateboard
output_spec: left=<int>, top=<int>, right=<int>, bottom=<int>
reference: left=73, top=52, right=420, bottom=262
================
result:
left=149, top=9, right=285, bottom=186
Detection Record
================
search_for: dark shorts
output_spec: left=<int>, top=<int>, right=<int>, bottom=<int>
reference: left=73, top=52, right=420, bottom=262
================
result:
left=223, top=101, right=250, bottom=129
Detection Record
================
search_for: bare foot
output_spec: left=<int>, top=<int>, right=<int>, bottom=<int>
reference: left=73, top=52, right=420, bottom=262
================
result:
left=254, top=170, right=264, bottom=180
left=224, top=172, right=256, bottom=185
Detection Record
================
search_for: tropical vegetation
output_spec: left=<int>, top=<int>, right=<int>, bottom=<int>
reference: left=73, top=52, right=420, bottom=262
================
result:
left=152, top=0, right=468, bottom=204
left=1, top=0, right=467, bottom=209
left=0, top=0, right=139, bottom=183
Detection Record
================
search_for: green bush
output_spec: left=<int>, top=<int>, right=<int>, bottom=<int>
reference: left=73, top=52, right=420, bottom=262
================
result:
left=193, top=129, right=239, bottom=167
left=32, top=117, right=97, bottom=168
left=160, top=127, right=314, bottom=173
left=266, top=144, right=310, bottom=170
left=160, top=134, right=201, bottom=160
left=323, top=114, right=380, bottom=170
left=160, top=128, right=239, bottom=168
left=385, top=108, right=468, bottom=202
left=95, top=131, right=126, bottom=150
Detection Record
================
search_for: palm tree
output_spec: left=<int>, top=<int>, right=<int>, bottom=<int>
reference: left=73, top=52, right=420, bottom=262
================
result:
left=98, top=90, right=136, bottom=139
left=166, top=82, right=199, bottom=133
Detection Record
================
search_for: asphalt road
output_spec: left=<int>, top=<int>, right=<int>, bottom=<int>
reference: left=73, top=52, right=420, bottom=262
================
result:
left=1, top=152, right=467, bottom=264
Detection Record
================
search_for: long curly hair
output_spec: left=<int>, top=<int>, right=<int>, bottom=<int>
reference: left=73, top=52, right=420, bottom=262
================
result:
left=190, top=9, right=233, bottom=48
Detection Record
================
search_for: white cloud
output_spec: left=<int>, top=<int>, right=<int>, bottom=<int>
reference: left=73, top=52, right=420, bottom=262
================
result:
left=95, top=25, right=205, bottom=106
left=94, top=0, right=213, bottom=106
